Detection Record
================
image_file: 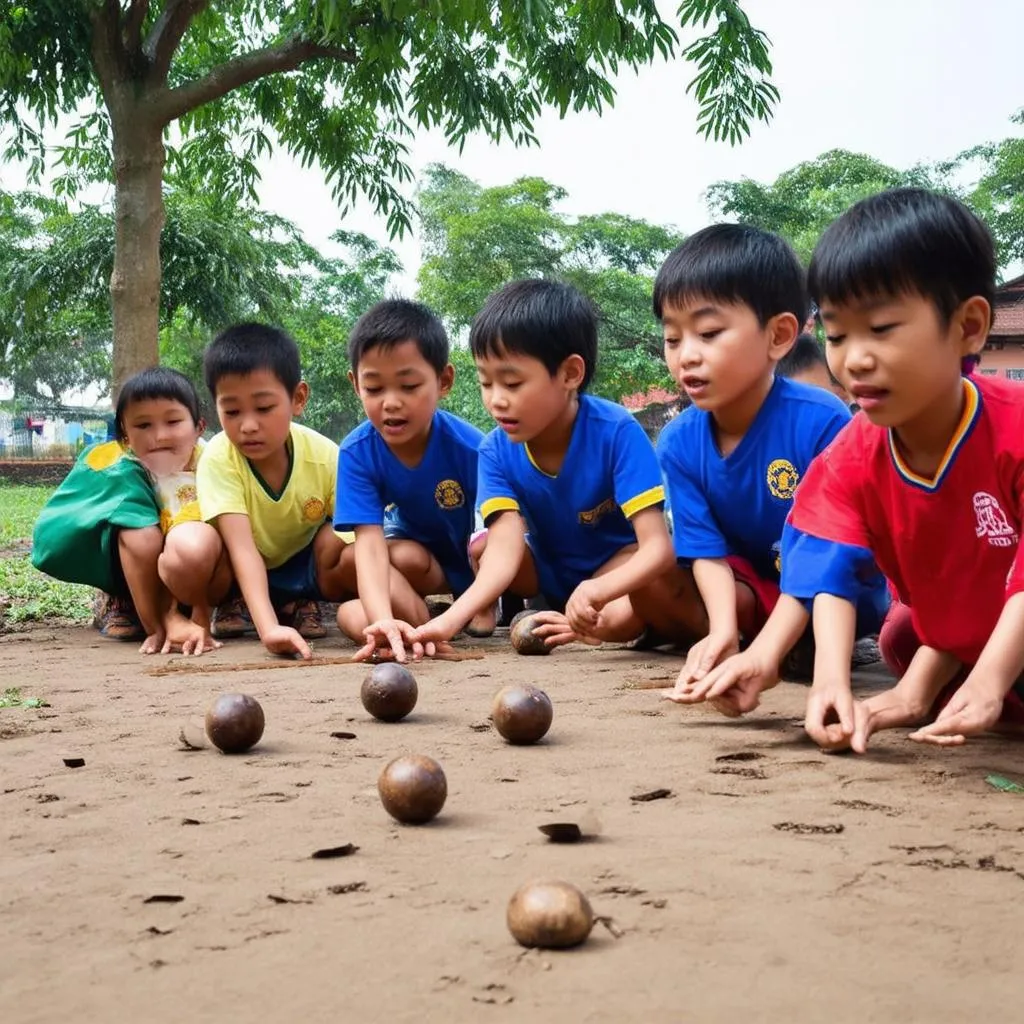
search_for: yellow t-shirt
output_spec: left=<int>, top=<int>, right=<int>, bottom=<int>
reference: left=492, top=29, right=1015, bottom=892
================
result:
left=197, top=422, right=337, bottom=569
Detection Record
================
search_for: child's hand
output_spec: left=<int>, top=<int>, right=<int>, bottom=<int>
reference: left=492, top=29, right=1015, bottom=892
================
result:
left=909, top=679, right=1004, bottom=747
left=804, top=679, right=856, bottom=750
left=565, top=580, right=607, bottom=637
left=163, top=616, right=222, bottom=657
left=835, top=685, right=931, bottom=754
left=677, top=630, right=739, bottom=688
left=529, top=611, right=601, bottom=649
left=354, top=619, right=428, bottom=664
left=408, top=611, right=460, bottom=651
left=662, top=648, right=777, bottom=717
left=261, top=625, right=312, bottom=660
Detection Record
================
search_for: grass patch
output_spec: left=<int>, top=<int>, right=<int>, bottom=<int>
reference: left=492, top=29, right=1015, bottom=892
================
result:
left=0, top=556, right=93, bottom=624
left=0, top=687, right=50, bottom=709
left=0, top=484, right=53, bottom=548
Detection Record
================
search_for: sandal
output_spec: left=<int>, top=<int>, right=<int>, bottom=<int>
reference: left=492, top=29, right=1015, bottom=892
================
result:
left=211, top=596, right=254, bottom=639
left=92, top=591, right=144, bottom=641
left=280, top=599, right=327, bottom=640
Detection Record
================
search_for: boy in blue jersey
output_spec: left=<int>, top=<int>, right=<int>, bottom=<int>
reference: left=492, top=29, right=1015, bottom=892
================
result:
left=409, top=278, right=675, bottom=652
left=650, top=225, right=889, bottom=715
left=335, top=299, right=493, bottom=662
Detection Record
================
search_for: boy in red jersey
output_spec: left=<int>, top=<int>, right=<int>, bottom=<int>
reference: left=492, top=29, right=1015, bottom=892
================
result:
left=782, top=188, right=1024, bottom=751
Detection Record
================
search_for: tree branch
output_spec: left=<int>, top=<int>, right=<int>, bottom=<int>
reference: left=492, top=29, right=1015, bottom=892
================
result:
left=122, top=0, right=151, bottom=56
left=144, top=0, right=209, bottom=84
left=153, top=37, right=359, bottom=125
left=90, top=0, right=130, bottom=111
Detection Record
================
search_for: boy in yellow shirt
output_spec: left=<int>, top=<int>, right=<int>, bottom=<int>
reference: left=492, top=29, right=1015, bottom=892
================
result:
left=197, top=323, right=356, bottom=659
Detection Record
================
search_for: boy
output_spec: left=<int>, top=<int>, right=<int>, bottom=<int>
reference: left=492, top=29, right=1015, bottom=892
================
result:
left=334, top=299, right=492, bottom=662
left=782, top=188, right=1024, bottom=751
left=197, top=323, right=356, bottom=660
left=650, top=225, right=889, bottom=715
left=408, top=278, right=674, bottom=651
left=777, top=332, right=850, bottom=405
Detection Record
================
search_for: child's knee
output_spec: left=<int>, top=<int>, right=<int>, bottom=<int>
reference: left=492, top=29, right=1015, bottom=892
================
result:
left=389, top=540, right=434, bottom=577
left=161, top=522, right=221, bottom=575
left=118, top=525, right=164, bottom=561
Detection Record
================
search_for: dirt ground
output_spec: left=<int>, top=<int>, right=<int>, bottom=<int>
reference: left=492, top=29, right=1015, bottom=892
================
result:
left=2, top=625, right=1024, bottom=1024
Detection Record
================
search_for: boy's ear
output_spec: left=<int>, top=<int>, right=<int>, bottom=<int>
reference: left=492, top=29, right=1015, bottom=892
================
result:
left=438, top=362, right=455, bottom=398
left=766, top=312, right=800, bottom=365
left=291, top=380, right=310, bottom=416
left=956, top=295, right=991, bottom=357
left=347, top=368, right=360, bottom=395
left=196, top=417, right=206, bottom=434
left=559, top=354, right=587, bottom=391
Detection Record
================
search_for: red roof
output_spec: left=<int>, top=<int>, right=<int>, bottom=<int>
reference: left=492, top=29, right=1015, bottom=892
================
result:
left=991, top=276, right=1024, bottom=339
left=621, top=386, right=678, bottom=411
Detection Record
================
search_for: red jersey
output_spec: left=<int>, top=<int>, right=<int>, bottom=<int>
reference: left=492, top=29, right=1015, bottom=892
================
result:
left=785, top=376, right=1024, bottom=665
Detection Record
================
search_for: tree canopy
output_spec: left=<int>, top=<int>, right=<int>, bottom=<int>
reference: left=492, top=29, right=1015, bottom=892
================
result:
left=0, top=0, right=778, bottom=393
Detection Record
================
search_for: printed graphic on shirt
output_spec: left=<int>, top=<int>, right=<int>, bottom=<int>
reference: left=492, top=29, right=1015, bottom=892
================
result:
left=973, top=491, right=1018, bottom=548
left=578, top=497, right=617, bottom=526
left=302, top=496, right=326, bottom=523
left=434, top=479, right=466, bottom=510
left=766, top=458, right=799, bottom=501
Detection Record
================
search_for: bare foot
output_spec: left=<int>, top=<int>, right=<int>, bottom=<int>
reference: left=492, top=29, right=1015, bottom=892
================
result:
left=465, top=604, right=497, bottom=638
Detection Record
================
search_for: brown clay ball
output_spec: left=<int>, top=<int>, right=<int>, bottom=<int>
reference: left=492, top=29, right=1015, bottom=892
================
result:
left=491, top=685, right=553, bottom=744
left=510, top=612, right=550, bottom=656
left=204, top=693, right=265, bottom=754
left=361, top=662, right=418, bottom=722
left=507, top=880, right=594, bottom=949
left=378, top=754, right=447, bottom=824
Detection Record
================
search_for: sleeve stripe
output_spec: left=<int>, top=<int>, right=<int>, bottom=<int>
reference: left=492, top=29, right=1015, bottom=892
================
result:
left=621, top=485, right=665, bottom=519
left=480, top=497, right=520, bottom=521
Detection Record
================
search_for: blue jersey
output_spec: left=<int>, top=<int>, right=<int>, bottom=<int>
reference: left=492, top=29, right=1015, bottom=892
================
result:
left=657, top=376, right=851, bottom=582
left=477, top=394, right=665, bottom=604
left=335, top=410, right=484, bottom=595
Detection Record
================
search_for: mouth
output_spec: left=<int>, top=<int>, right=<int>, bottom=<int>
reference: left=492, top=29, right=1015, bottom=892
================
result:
left=849, top=384, right=890, bottom=410
left=240, top=440, right=264, bottom=450
left=495, top=417, right=520, bottom=433
left=681, top=375, right=709, bottom=397
left=381, top=418, right=408, bottom=434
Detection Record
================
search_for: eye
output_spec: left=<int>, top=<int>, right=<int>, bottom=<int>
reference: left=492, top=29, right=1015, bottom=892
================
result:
left=663, top=337, right=680, bottom=348
left=825, top=334, right=845, bottom=345
left=363, top=386, right=382, bottom=395
left=221, top=410, right=240, bottom=418
left=699, top=329, right=723, bottom=341
left=401, top=384, right=420, bottom=393
left=871, top=322, right=898, bottom=336
left=503, top=381, right=522, bottom=391
left=256, top=406, right=274, bottom=414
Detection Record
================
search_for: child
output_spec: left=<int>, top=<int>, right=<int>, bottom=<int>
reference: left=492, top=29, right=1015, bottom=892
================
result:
left=32, top=366, right=225, bottom=655
left=196, top=323, right=356, bottom=660
left=334, top=299, right=491, bottom=662
left=408, top=278, right=674, bottom=651
left=648, top=225, right=889, bottom=715
left=782, top=188, right=1024, bottom=751
left=777, top=332, right=850, bottom=405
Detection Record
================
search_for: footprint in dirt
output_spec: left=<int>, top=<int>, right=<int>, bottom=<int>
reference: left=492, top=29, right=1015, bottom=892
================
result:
left=774, top=821, right=844, bottom=835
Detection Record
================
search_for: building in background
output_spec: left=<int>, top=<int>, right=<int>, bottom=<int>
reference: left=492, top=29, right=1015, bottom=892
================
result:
left=982, top=274, right=1024, bottom=379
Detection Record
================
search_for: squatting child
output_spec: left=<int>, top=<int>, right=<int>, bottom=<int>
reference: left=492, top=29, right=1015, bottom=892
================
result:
left=196, top=323, right=356, bottom=660
left=783, top=188, right=1024, bottom=751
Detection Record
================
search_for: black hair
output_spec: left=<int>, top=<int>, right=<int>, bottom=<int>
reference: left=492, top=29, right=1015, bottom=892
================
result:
left=115, top=366, right=202, bottom=442
left=808, top=188, right=996, bottom=323
left=347, top=299, right=450, bottom=374
left=469, top=279, right=598, bottom=391
left=203, top=322, right=302, bottom=397
left=777, top=333, right=828, bottom=378
left=653, top=224, right=808, bottom=327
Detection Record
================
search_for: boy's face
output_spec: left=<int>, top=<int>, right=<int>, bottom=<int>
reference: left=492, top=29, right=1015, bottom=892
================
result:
left=350, top=340, right=453, bottom=457
left=121, top=397, right=202, bottom=477
left=661, top=298, right=792, bottom=415
left=214, top=369, right=307, bottom=466
left=475, top=348, right=585, bottom=444
left=820, top=293, right=987, bottom=428
left=789, top=364, right=850, bottom=405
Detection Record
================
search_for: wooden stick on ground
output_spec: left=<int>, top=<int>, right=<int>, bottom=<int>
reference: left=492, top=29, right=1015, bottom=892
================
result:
left=146, top=648, right=486, bottom=677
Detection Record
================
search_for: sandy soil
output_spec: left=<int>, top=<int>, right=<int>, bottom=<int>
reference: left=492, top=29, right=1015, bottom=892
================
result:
left=2, top=625, right=1023, bottom=1024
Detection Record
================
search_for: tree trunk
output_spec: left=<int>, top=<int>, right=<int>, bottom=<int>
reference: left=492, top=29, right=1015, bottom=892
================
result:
left=110, top=117, right=166, bottom=398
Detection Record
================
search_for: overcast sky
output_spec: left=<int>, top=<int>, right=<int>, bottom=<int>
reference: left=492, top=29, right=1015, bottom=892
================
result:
left=251, top=0, right=1023, bottom=290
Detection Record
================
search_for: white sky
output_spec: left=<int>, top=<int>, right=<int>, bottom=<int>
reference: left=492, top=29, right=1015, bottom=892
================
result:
left=253, top=0, right=1024, bottom=291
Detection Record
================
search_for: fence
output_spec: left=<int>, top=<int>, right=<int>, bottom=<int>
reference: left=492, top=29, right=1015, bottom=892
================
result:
left=0, top=411, right=113, bottom=460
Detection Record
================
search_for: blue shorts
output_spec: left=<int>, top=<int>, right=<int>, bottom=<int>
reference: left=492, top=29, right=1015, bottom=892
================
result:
left=267, top=542, right=324, bottom=603
left=382, top=507, right=475, bottom=597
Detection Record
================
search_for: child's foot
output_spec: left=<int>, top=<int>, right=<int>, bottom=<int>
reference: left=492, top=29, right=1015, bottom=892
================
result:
left=464, top=604, right=497, bottom=638
left=211, top=596, right=253, bottom=639
left=279, top=600, right=327, bottom=640
left=92, top=592, right=144, bottom=640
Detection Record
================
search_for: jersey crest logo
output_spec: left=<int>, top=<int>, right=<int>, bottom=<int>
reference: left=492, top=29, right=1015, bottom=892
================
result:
left=434, top=479, right=465, bottom=510
left=973, top=492, right=1018, bottom=548
left=578, top=497, right=617, bottom=526
left=302, top=497, right=326, bottom=523
left=766, top=459, right=799, bottom=501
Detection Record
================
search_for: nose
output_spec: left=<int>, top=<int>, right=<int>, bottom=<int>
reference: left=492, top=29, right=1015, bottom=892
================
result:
left=382, top=389, right=402, bottom=412
left=671, top=335, right=702, bottom=373
left=488, top=385, right=510, bottom=411
left=239, top=413, right=259, bottom=435
left=839, top=338, right=875, bottom=378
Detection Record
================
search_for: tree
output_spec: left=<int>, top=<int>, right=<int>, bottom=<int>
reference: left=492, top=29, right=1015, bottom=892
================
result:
left=417, top=164, right=681, bottom=405
left=0, top=0, right=778, bottom=394
left=705, top=149, right=935, bottom=263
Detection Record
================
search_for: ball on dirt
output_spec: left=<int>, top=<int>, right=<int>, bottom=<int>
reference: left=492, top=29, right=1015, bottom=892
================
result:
left=506, top=880, right=594, bottom=949
left=361, top=663, right=418, bottom=722
left=377, top=754, right=447, bottom=824
left=491, top=684, right=553, bottom=744
left=204, top=693, right=265, bottom=754
left=509, top=612, right=550, bottom=656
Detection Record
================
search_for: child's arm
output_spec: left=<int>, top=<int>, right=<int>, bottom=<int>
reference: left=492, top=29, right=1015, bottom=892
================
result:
left=215, top=513, right=311, bottom=659
left=564, top=507, right=672, bottom=636
left=910, top=592, right=1024, bottom=746
left=409, top=512, right=525, bottom=648
left=804, top=593, right=858, bottom=749
left=674, top=557, right=741, bottom=686
left=666, top=595, right=808, bottom=711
